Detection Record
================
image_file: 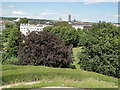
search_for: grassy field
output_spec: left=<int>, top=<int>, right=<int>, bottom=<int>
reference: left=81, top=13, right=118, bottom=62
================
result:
left=2, top=65, right=118, bottom=88
left=72, top=47, right=83, bottom=69
left=1, top=47, right=118, bottom=89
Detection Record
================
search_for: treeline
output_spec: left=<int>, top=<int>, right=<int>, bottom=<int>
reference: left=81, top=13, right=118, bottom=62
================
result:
left=1, top=19, right=73, bottom=68
left=77, top=22, right=119, bottom=78
left=1, top=20, right=119, bottom=78
left=44, top=22, right=119, bottom=78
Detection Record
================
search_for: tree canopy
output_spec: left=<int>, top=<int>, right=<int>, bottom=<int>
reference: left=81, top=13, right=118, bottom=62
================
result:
left=44, top=22, right=80, bottom=47
left=17, top=31, right=73, bottom=68
left=77, top=22, right=119, bottom=78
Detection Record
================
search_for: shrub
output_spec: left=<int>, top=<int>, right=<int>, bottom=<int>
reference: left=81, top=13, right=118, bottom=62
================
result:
left=17, top=31, right=73, bottom=68
left=77, top=22, right=119, bottom=78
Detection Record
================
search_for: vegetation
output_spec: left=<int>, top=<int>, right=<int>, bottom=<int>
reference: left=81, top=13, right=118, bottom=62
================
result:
left=19, top=17, right=28, bottom=24
left=54, top=22, right=72, bottom=27
left=2, top=65, right=118, bottom=88
left=72, top=47, right=83, bottom=69
left=77, top=22, right=119, bottom=78
left=17, top=31, right=73, bottom=68
left=8, top=78, right=118, bottom=89
left=1, top=20, right=119, bottom=89
left=44, top=22, right=80, bottom=47
left=1, top=22, right=21, bottom=64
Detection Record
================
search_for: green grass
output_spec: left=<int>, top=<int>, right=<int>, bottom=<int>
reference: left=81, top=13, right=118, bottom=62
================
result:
left=72, top=47, right=83, bottom=69
left=9, top=78, right=117, bottom=88
left=2, top=65, right=118, bottom=88
left=1, top=47, right=119, bottom=89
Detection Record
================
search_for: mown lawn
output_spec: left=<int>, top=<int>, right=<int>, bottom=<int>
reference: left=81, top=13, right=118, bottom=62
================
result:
left=72, top=47, right=83, bottom=69
left=1, top=47, right=118, bottom=89
left=2, top=65, right=118, bottom=88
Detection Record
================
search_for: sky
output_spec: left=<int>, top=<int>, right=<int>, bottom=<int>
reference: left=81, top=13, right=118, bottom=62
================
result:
left=1, top=1, right=119, bottom=23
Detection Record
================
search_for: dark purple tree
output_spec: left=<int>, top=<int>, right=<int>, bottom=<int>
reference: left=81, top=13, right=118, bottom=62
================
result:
left=17, top=31, right=73, bottom=68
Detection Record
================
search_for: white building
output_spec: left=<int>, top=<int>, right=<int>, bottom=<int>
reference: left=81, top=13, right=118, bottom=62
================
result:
left=0, top=21, right=5, bottom=34
left=13, top=18, right=20, bottom=22
left=113, top=23, right=120, bottom=27
left=72, top=22, right=95, bottom=29
left=20, top=24, right=51, bottom=35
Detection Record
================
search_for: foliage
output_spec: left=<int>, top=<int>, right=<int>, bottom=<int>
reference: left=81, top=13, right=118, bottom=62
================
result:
left=44, top=22, right=80, bottom=47
left=19, top=17, right=28, bottom=24
left=17, top=31, right=73, bottom=68
left=72, top=47, right=83, bottom=69
left=6, top=27, right=21, bottom=57
left=2, top=22, right=21, bottom=64
left=2, top=55, right=18, bottom=64
left=2, top=22, right=14, bottom=42
left=54, top=22, right=72, bottom=27
left=2, top=65, right=118, bottom=87
left=77, top=22, right=119, bottom=78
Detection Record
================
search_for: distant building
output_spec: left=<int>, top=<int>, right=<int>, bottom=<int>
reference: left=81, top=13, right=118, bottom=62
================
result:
left=59, top=18, right=62, bottom=22
left=0, top=21, right=5, bottom=32
left=71, top=22, right=96, bottom=29
left=20, top=24, right=51, bottom=35
left=13, top=18, right=20, bottom=22
left=113, top=23, right=120, bottom=27
left=68, top=14, right=71, bottom=22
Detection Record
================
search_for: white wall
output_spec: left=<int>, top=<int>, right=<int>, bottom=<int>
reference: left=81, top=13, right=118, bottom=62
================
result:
left=20, top=24, right=50, bottom=35
left=72, top=24, right=92, bottom=29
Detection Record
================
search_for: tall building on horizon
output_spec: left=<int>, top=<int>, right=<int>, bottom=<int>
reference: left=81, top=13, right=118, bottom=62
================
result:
left=68, top=14, right=71, bottom=22
left=59, top=18, right=62, bottom=22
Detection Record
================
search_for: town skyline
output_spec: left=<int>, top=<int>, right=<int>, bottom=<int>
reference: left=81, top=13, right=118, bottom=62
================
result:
left=2, top=2, right=118, bottom=23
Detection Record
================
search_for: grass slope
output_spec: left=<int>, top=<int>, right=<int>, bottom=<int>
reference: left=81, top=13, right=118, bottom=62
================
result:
left=72, top=47, right=83, bottom=69
left=1, top=47, right=118, bottom=88
left=2, top=65, right=118, bottom=88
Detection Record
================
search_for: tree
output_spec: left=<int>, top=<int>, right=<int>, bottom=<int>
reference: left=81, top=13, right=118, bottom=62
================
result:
left=17, top=31, right=73, bottom=68
left=44, top=23, right=80, bottom=47
left=6, top=27, right=21, bottom=57
left=54, top=22, right=72, bottom=27
left=19, top=17, right=28, bottom=24
left=2, top=22, right=21, bottom=64
left=2, top=22, right=14, bottom=43
left=77, top=22, right=119, bottom=78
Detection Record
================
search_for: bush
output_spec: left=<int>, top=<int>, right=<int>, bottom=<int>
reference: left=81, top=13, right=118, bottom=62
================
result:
left=17, top=31, right=73, bottom=68
left=2, top=52, right=18, bottom=64
left=77, top=22, right=119, bottom=78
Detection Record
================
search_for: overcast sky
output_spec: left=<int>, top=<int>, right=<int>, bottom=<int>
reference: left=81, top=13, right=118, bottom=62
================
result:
left=1, top=1, right=119, bottom=23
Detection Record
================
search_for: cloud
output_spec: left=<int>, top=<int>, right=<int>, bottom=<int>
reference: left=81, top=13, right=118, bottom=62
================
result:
left=8, top=5, right=14, bottom=8
left=84, top=0, right=119, bottom=4
left=41, top=12, right=56, bottom=15
left=12, top=10, right=27, bottom=15
left=41, top=10, right=56, bottom=16
left=112, top=14, right=120, bottom=17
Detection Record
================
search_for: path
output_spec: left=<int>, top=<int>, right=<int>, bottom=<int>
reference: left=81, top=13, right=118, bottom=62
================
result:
left=0, top=81, right=40, bottom=89
left=0, top=81, right=74, bottom=89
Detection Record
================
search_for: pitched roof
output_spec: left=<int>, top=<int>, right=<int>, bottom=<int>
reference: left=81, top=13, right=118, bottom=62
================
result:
left=73, top=22, right=96, bottom=25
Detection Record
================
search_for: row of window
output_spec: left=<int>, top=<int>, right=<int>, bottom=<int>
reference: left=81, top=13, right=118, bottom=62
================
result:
left=20, top=27, right=43, bottom=30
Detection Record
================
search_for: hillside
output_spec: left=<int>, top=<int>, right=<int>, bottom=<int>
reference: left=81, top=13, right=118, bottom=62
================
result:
left=1, top=65, right=118, bottom=89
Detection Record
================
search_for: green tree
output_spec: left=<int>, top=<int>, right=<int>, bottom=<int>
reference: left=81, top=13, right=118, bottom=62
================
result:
left=44, top=22, right=79, bottom=47
left=2, top=22, right=21, bottom=64
left=77, top=22, right=119, bottom=77
left=19, top=17, right=28, bottom=24
left=54, top=22, right=72, bottom=27
left=6, top=27, right=21, bottom=57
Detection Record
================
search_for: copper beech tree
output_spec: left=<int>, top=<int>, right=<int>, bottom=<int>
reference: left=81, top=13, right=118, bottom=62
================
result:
left=17, top=31, right=73, bottom=68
